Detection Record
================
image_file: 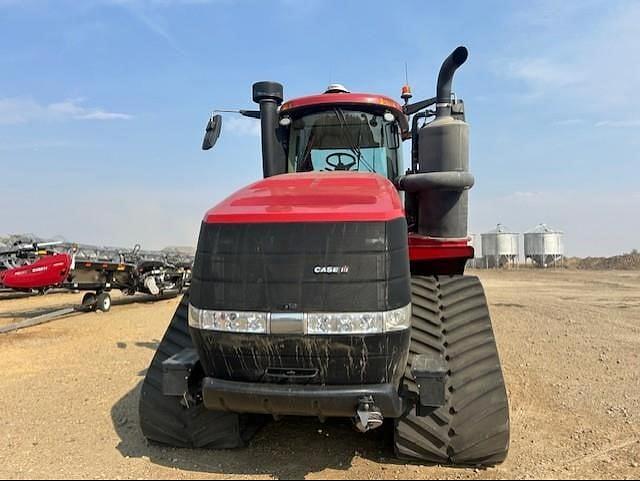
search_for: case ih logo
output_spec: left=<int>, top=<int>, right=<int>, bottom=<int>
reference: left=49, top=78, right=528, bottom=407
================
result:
left=16, top=266, right=48, bottom=276
left=313, top=265, right=350, bottom=274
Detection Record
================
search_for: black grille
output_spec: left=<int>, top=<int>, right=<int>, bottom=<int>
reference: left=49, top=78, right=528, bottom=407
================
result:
left=190, top=218, right=410, bottom=312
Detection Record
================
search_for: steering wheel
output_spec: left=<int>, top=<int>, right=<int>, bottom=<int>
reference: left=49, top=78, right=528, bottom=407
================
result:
left=324, top=152, right=357, bottom=171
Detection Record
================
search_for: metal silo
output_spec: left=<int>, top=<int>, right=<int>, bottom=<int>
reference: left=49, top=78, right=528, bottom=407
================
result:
left=481, top=224, right=519, bottom=268
left=524, top=224, right=564, bottom=267
left=467, top=233, right=482, bottom=268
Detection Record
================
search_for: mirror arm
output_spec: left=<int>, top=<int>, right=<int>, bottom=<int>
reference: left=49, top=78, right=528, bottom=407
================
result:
left=239, top=110, right=260, bottom=119
left=403, top=97, right=437, bottom=115
left=202, top=109, right=260, bottom=151
left=212, top=109, right=261, bottom=119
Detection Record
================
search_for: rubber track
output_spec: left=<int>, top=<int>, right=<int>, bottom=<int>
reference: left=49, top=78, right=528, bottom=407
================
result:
left=139, top=291, right=258, bottom=448
left=395, top=275, right=510, bottom=466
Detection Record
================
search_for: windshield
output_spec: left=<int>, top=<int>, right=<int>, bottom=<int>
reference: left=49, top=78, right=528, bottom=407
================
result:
left=286, top=109, right=402, bottom=180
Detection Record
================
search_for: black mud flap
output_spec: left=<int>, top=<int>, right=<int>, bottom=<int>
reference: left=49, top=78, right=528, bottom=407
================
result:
left=411, top=353, right=447, bottom=414
left=162, top=348, right=199, bottom=397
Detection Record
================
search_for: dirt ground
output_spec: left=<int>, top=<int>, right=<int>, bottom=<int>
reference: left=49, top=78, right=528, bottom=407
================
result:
left=0, top=270, right=638, bottom=479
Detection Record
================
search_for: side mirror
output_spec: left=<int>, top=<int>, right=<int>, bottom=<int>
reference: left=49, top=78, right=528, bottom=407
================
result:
left=202, top=114, right=222, bottom=150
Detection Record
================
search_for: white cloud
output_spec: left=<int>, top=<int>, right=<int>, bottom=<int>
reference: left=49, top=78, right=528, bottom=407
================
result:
left=105, top=0, right=224, bottom=55
left=224, top=116, right=261, bottom=137
left=108, top=0, right=218, bottom=5
left=501, top=1, right=640, bottom=114
left=78, top=111, right=132, bottom=120
left=0, top=0, right=228, bottom=55
left=552, top=119, right=585, bottom=126
left=115, top=2, right=183, bottom=54
left=511, top=191, right=543, bottom=198
left=511, top=0, right=608, bottom=27
left=595, top=120, right=640, bottom=128
left=506, top=57, right=581, bottom=91
left=0, top=140, right=73, bottom=151
left=0, top=97, right=132, bottom=125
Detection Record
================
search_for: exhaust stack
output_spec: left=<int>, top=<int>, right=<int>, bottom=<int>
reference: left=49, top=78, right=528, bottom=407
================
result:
left=412, top=46, right=473, bottom=239
left=253, top=81, right=287, bottom=178
left=436, top=46, right=468, bottom=118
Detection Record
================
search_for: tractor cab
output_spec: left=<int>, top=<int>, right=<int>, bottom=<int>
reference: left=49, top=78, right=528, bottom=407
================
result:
left=278, top=87, right=409, bottom=181
left=201, top=85, right=409, bottom=183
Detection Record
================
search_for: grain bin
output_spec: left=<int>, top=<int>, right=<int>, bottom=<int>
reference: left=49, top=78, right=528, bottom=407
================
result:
left=524, top=224, right=564, bottom=267
left=466, top=233, right=483, bottom=268
left=481, top=224, right=519, bottom=268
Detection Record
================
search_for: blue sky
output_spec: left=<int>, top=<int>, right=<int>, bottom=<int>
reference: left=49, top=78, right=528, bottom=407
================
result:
left=1, top=0, right=638, bottom=256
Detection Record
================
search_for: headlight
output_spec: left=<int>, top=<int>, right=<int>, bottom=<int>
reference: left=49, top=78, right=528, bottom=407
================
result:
left=306, top=312, right=384, bottom=335
left=383, top=304, right=412, bottom=332
left=188, top=304, right=268, bottom=334
left=305, top=304, right=411, bottom=334
left=188, top=303, right=411, bottom=335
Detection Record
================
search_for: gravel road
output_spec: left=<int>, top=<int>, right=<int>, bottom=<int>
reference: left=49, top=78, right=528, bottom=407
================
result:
left=0, top=270, right=638, bottom=479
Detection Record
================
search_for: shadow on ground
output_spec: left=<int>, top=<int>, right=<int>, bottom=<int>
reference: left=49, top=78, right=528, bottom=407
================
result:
left=0, top=293, right=179, bottom=319
left=111, top=380, right=403, bottom=479
left=0, top=292, right=39, bottom=301
left=0, top=288, right=74, bottom=301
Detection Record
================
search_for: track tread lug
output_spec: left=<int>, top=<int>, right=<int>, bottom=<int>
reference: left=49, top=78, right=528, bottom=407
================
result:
left=395, top=275, right=510, bottom=466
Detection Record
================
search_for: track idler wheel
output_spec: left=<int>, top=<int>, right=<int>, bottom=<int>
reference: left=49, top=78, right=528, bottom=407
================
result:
left=395, top=275, right=510, bottom=466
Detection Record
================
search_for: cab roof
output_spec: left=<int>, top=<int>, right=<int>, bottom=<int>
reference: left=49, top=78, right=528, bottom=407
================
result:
left=280, top=92, right=409, bottom=133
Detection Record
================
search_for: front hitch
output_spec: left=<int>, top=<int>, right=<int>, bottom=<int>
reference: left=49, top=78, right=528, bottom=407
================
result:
left=353, top=396, right=384, bottom=432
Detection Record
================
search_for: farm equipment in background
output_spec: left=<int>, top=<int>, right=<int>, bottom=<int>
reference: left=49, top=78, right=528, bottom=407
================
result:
left=139, top=46, right=510, bottom=466
left=0, top=240, right=63, bottom=271
left=0, top=241, right=70, bottom=294
left=0, top=240, right=193, bottom=311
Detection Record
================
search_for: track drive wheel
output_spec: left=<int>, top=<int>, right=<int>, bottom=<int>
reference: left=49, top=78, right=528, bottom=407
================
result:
left=395, top=275, right=510, bottom=466
left=96, top=292, right=112, bottom=312
left=139, top=290, right=262, bottom=448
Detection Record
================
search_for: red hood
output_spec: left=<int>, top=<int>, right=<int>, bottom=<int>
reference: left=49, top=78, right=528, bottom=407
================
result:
left=204, top=172, right=404, bottom=224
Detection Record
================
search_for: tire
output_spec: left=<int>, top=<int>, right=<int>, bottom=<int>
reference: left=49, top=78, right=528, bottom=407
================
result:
left=82, top=292, right=97, bottom=310
left=96, top=292, right=112, bottom=312
left=395, top=275, right=510, bottom=466
left=139, top=290, right=261, bottom=448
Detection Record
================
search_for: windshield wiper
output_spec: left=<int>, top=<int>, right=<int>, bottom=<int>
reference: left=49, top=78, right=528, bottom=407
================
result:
left=333, top=108, right=375, bottom=173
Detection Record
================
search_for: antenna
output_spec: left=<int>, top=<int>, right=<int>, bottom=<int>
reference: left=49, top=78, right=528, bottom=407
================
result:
left=401, top=61, right=413, bottom=105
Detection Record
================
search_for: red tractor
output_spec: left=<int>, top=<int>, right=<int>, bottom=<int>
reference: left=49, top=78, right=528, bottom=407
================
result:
left=139, top=46, right=510, bottom=466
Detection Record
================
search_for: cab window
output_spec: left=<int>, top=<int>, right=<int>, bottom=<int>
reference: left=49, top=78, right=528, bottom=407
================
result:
left=287, top=108, right=402, bottom=180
